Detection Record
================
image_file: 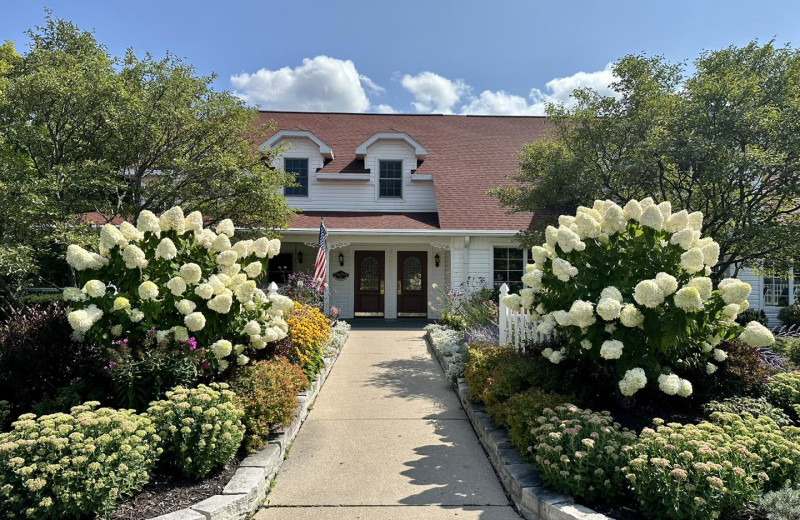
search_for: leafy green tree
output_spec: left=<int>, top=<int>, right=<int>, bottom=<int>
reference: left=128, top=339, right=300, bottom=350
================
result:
left=0, top=14, right=293, bottom=313
left=494, top=42, right=800, bottom=278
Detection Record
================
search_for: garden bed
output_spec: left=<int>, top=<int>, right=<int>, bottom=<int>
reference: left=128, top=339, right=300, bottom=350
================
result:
left=133, top=322, right=349, bottom=520
left=426, top=329, right=614, bottom=520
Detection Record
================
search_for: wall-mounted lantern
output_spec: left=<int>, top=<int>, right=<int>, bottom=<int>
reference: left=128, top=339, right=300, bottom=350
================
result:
left=338, top=252, right=345, bottom=266
left=297, top=251, right=303, bottom=264
left=434, top=253, right=440, bottom=267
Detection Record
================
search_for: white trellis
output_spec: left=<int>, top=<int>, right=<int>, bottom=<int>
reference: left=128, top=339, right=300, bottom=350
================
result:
left=498, top=283, right=549, bottom=352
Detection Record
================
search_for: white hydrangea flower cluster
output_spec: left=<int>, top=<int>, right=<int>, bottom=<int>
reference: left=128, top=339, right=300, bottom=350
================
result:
left=501, top=197, right=775, bottom=398
left=63, top=206, right=293, bottom=372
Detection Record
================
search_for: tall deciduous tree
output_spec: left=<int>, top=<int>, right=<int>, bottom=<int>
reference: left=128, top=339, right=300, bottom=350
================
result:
left=0, top=14, right=293, bottom=311
left=494, top=42, right=800, bottom=278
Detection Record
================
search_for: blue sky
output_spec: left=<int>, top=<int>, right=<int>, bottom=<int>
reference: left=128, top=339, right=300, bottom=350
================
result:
left=3, top=0, right=800, bottom=114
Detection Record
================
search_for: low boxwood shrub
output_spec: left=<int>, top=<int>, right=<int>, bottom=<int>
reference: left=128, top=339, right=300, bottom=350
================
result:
left=0, top=402, right=160, bottom=519
left=779, top=303, right=800, bottom=327
left=0, top=303, right=106, bottom=421
left=147, top=383, right=244, bottom=479
left=229, top=357, right=308, bottom=452
left=531, top=404, right=635, bottom=505
left=489, top=387, right=570, bottom=462
left=736, top=308, right=769, bottom=327
left=287, top=302, right=331, bottom=378
left=759, top=485, right=800, bottom=520
left=703, top=396, right=793, bottom=427
left=623, top=418, right=767, bottom=520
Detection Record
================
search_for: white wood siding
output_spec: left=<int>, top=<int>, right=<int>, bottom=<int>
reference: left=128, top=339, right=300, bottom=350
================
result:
left=737, top=267, right=783, bottom=325
left=272, top=137, right=437, bottom=213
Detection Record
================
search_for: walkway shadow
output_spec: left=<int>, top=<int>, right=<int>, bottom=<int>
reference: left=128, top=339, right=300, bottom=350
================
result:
left=398, top=419, right=514, bottom=516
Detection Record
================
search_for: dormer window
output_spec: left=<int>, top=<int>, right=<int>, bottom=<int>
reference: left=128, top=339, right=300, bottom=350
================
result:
left=379, top=160, right=402, bottom=198
left=284, top=158, right=309, bottom=197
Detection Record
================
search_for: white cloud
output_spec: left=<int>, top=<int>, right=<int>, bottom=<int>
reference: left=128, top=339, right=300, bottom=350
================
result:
left=460, top=90, right=541, bottom=115
left=401, top=71, right=469, bottom=113
left=231, top=56, right=371, bottom=112
left=359, top=74, right=385, bottom=94
left=375, top=104, right=398, bottom=114
left=530, top=63, right=618, bottom=108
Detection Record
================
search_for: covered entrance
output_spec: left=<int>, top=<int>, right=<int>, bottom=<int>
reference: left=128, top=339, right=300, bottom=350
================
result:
left=354, top=251, right=385, bottom=317
left=397, top=251, right=427, bottom=317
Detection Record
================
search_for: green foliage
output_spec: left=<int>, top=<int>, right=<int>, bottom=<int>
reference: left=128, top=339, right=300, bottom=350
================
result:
left=0, top=399, right=8, bottom=430
left=778, top=304, right=800, bottom=327
left=759, top=485, right=800, bottom=520
left=489, top=387, right=570, bottom=463
left=0, top=402, right=160, bottom=519
left=531, top=404, right=635, bottom=505
left=464, top=344, right=517, bottom=402
left=0, top=303, right=106, bottom=420
left=700, top=339, right=770, bottom=400
left=623, top=418, right=766, bottom=519
left=703, top=397, right=793, bottom=427
left=147, top=383, right=244, bottom=479
left=493, top=42, right=800, bottom=275
left=31, top=380, right=106, bottom=417
left=106, top=329, right=204, bottom=411
left=0, top=13, right=294, bottom=306
left=230, top=357, right=308, bottom=452
left=736, top=308, right=769, bottom=327
left=767, top=372, right=800, bottom=418
left=432, top=280, right=497, bottom=330
left=437, top=312, right=467, bottom=331
left=772, top=338, right=800, bottom=369
left=17, top=292, right=62, bottom=306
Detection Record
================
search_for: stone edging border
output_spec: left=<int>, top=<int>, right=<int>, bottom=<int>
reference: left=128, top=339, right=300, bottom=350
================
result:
left=425, top=332, right=614, bottom=520
left=149, top=329, right=348, bottom=520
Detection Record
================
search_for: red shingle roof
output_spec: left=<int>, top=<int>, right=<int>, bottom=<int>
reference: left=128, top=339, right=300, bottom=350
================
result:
left=259, top=112, right=548, bottom=231
left=290, top=212, right=439, bottom=230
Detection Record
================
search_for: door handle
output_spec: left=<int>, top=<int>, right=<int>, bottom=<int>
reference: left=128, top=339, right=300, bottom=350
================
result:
left=397, top=280, right=402, bottom=295
left=380, top=280, right=384, bottom=295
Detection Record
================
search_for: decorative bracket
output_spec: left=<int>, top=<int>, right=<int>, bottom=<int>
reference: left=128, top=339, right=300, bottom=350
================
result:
left=329, top=242, right=350, bottom=250
left=430, top=243, right=451, bottom=251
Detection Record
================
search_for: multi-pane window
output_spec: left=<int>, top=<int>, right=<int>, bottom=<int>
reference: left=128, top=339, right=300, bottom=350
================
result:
left=284, top=158, right=309, bottom=197
left=493, top=247, right=525, bottom=292
left=379, top=160, right=402, bottom=198
left=763, top=267, right=798, bottom=307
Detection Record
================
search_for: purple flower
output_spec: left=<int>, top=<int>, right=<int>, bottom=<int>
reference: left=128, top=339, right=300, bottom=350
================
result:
left=202, top=361, right=210, bottom=369
left=187, top=337, right=198, bottom=351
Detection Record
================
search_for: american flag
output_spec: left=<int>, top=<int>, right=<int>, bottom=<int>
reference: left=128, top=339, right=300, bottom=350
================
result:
left=313, top=220, right=328, bottom=284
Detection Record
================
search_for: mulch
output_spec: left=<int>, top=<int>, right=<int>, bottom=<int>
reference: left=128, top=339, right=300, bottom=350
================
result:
left=110, top=457, right=241, bottom=520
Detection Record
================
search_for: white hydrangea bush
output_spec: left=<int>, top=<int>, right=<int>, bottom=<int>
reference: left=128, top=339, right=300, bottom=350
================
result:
left=64, top=206, right=292, bottom=372
left=504, top=198, right=775, bottom=398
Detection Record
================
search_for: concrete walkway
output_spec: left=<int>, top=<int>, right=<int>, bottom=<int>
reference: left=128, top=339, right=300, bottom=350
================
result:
left=255, top=322, right=521, bottom=520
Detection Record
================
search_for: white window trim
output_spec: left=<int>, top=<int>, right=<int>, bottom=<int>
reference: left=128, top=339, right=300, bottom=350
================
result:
left=375, top=158, right=406, bottom=201
left=282, top=156, right=311, bottom=199
left=763, top=268, right=797, bottom=308
left=492, top=245, right=528, bottom=288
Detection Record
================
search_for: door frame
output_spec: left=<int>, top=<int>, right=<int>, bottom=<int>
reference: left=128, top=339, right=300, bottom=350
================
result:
left=354, top=250, right=385, bottom=317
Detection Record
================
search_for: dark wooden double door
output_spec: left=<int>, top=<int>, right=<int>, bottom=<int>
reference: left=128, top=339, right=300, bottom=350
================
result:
left=354, top=251, right=427, bottom=317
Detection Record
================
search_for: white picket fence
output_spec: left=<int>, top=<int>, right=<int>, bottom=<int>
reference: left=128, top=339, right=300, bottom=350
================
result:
left=498, top=283, right=549, bottom=352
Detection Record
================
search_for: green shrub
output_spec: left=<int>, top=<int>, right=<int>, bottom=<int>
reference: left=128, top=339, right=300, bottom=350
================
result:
left=767, top=372, right=800, bottom=418
left=31, top=380, right=106, bottom=417
left=18, top=292, right=62, bottom=306
left=703, top=397, right=793, bottom=427
left=107, top=328, right=205, bottom=411
left=464, top=344, right=516, bottom=402
left=779, top=303, right=800, bottom=327
left=623, top=418, right=766, bottom=520
left=230, top=357, right=308, bottom=452
left=147, top=383, right=244, bottom=479
left=489, top=387, right=570, bottom=462
left=710, top=412, right=800, bottom=491
left=736, top=308, right=769, bottom=327
left=0, top=402, right=160, bottom=519
left=483, top=354, right=543, bottom=409
left=0, top=302, right=107, bottom=421
left=759, top=485, right=800, bottom=520
left=0, top=400, right=8, bottom=430
left=531, top=404, right=635, bottom=505
left=438, top=312, right=466, bottom=331
left=773, top=338, right=800, bottom=369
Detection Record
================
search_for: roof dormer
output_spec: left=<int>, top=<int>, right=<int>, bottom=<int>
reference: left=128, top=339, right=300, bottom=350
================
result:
left=355, top=132, right=427, bottom=160
left=261, top=130, right=334, bottom=160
